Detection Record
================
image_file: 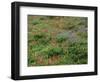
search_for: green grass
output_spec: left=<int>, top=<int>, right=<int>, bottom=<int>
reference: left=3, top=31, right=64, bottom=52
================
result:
left=28, top=15, right=88, bottom=66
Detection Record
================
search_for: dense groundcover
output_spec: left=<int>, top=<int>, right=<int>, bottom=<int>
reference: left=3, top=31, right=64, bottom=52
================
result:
left=28, top=15, right=88, bottom=66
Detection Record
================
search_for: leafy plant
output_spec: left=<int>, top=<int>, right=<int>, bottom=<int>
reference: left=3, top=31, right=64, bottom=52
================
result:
left=33, top=34, right=45, bottom=41
left=33, top=33, right=51, bottom=44
left=32, top=44, right=45, bottom=53
left=42, top=46, right=64, bottom=58
left=32, top=19, right=41, bottom=25
left=56, top=32, right=68, bottom=43
left=67, top=42, right=87, bottom=64
left=28, top=54, right=36, bottom=66
left=77, top=31, right=87, bottom=38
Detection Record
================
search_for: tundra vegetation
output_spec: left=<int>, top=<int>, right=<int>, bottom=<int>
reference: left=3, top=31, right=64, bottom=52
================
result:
left=28, top=15, right=88, bottom=66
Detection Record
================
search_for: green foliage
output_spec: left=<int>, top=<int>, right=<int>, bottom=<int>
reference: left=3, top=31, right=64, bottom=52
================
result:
left=63, top=17, right=87, bottom=31
left=39, top=17, right=47, bottom=20
left=67, top=42, right=87, bottom=64
left=41, top=46, right=64, bottom=58
left=47, top=47, right=64, bottom=57
left=33, top=34, right=45, bottom=41
left=28, top=15, right=88, bottom=66
left=56, top=32, right=68, bottom=43
left=32, top=19, right=41, bottom=25
left=35, top=23, right=50, bottom=28
left=32, top=44, right=45, bottom=53
left=28, top=54, right=36, bottom=66
left=65, top=23, right=75, bottom=30
left=77, top=32, right=87, bottom=38
left=32, top=33, right=51, bottom=45
left=56, top=36, right=66, bottom=43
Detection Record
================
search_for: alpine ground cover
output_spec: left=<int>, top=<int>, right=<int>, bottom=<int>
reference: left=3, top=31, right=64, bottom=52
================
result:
left=28, top=15, right=88, bottom=66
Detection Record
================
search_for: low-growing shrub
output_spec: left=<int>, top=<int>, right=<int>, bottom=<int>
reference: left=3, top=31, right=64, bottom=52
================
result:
left=32, top=33, right=45, bottom=41
left=32, top=33, right=51, bottom=44
left=32, top=44, right=45, bottom=53
left=56, top=32, right=68, bottom=43
left=28, top=32, right=35, bottom=42
left=32, top=19, right=41, bottom=25
left=67, top=42, right=87, bottom=64
left=42, top=47, right=64, bottom=58
left=28, top=54, right=36, bottom=66
left=38, top=37, right=51, bottom=45
left=56, top=36, right=66, bottom=43
left=39, top=16, right=48, bottom=20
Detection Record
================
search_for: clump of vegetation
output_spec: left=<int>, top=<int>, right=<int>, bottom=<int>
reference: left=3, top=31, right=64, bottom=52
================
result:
left=33, top=34, right=45, bottom=40
left=56, top=35, right=66, bottom=43
left=28, top=15, right=88, bottom=66
left=77, top=31, right=87, bottom=38
left=32, top=33, right=51, bottom=45
left=45, top=47, right=64, bottom=58
left=56, top=32, right=68, bottom=43
left=67, top=42, right=87, bottom=64
left=32, top=19, right=41, bottom=25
